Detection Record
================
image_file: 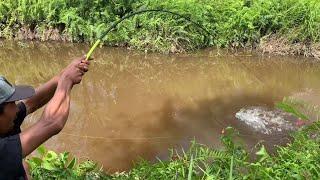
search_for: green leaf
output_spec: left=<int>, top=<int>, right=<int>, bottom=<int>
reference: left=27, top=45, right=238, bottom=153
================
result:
left=37, top=145, right=46, bottom=156
left=45, top=151, right=58, bottom=161
left=29, top=157, right=43, bottom=166
left=256, top=145, right=269, bottom=162
left=229, top=153, right=234, bottom=180
left=67, top=157, right=77, bottom=169
left=276, top=102, right=309, bottom=121
left=187, top=155, right=194, bottom=180
left=42, top=161, right=56, bottom=171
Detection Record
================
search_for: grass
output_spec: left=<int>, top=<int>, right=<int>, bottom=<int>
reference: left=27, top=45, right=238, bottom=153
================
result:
left=0, top=0, right=320, bottom=54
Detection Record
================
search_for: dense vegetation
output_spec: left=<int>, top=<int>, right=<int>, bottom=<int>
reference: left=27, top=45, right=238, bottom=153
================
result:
left=0, top=0, right=319, bottom=54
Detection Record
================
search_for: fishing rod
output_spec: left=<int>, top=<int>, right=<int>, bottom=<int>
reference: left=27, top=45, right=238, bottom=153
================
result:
left=85, top=9, right=211, bottom=60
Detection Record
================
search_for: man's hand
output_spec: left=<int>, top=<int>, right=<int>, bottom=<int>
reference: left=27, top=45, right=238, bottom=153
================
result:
left=61, top=56, right=90, bottom=85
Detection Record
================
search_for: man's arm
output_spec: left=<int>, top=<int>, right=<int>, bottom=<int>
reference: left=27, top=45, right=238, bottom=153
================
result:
left=23, top=76, right=59, bottom=115
left=20, top=77, right=72, bottom=157
left=19, top=58, right=89, bottom=157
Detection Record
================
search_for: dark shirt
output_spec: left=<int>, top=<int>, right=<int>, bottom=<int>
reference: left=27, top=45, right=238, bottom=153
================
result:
left=0, top=102, right=27, bottom=180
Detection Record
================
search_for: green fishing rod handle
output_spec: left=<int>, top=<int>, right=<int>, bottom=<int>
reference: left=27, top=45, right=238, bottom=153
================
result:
left=86, top=39, right=101, bottom=61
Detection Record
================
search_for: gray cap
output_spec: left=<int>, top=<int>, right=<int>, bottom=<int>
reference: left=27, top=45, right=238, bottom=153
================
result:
left=0, top=76, right=35, bottom=104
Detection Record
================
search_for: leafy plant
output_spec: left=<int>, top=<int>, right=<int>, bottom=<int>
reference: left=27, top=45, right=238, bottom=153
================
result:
left=276, top=101, right=309, bottom=120
left=27, top=145, right=105, bottom=179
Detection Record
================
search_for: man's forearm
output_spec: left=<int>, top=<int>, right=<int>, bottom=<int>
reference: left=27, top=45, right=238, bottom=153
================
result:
left=20, top=77, right=73, bottom=157
left=24, top=75, right=60, bottom=114
left=42, top=76, right=73, bottom=131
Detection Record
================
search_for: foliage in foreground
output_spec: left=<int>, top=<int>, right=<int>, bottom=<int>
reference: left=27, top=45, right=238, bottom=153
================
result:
left=1, top=0, right=320, bottom=53
left=112, top=124, right=320, bottom=180
left=27, top=145, right=105, bottom=179
left=29, top=121, right=320, bottom=179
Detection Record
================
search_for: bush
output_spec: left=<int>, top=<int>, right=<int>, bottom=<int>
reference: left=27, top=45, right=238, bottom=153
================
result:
left=0, top=0, right=319, bottom=53
left=27, top=145, right=105, bottom=179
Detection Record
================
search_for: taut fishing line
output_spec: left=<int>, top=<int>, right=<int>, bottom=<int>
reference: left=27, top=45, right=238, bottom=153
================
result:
left=60, top=132, right=184, bottom=142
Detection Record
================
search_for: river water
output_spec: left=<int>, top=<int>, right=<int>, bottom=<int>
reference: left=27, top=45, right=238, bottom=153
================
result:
left=1, top=40, right=320, bottom=172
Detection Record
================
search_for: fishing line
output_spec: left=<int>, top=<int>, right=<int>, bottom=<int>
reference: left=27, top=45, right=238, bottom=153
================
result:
left=85, top=9, right=211, bottom=60
left=60, top=132, right=184, bottom=141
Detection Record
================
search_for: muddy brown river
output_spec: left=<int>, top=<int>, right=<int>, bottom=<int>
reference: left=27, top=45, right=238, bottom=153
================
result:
left=1, top=40, right=320, bottom=172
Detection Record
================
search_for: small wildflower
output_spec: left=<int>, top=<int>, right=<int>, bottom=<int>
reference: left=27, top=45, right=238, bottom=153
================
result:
left=295, top=119, right=306, bottom=127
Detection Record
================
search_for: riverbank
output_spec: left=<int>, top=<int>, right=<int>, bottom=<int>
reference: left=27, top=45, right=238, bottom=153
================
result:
left=27, top=97, right=320, bottom=179
left=28, top=121, right=320, bottom=179
left=1, top=0, right=319, bottom=58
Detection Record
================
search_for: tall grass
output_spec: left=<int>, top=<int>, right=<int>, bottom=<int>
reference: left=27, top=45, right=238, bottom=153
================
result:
left=0, top=0, right=319, bottom=53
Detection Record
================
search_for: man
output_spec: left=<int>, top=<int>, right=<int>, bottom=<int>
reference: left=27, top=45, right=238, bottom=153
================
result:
left=0, top=56, right=90, bottom=179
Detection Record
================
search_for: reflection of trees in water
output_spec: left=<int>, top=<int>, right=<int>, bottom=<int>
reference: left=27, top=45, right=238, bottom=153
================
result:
left=0, top=41, right=83, bottom=84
